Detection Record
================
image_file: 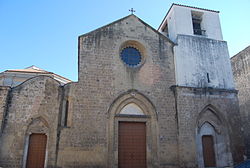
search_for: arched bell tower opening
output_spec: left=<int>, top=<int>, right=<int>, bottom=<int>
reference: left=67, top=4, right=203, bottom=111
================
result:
left=107, top=90, right=159, bottom=168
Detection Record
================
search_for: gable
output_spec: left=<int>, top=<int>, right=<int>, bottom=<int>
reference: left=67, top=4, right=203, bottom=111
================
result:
left=79, top=14, right=174, bottom=45
left=77, top=13, right=176, bottom=92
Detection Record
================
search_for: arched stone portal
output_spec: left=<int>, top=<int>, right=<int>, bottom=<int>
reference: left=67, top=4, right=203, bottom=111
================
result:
left=22, top=116, right=49, bottom=168
left=196, top=105, right=233, bottom=168
left=107, top=90, right=159, bottom=168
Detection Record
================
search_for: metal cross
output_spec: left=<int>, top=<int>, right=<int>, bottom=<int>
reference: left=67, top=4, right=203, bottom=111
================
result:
left=129, top=8, right=135, bottom=14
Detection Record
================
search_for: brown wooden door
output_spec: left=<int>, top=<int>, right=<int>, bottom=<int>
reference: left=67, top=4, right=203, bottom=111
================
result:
left=118, top=122, right=146, bottom=168
left=202, top=135, right=216, bottom=167
left=26, top=133, right=47, bottom=168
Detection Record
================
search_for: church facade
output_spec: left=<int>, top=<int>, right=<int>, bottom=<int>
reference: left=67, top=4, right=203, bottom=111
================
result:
left=0, top=4, right=245, bottom=168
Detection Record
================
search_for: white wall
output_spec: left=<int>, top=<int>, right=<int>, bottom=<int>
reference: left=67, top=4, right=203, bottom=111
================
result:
left=202, top=11, right=223, bottom=40
left=172, top=6, right=193, bottom=41
left=174, top=35, right=234, bottom=89
left=159, top=5, right=234, bottom=89
left=159, top=5, right=223, bottom=42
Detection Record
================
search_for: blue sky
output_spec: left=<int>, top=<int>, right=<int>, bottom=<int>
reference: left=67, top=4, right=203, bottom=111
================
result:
left=1, top=0, right=250, bottom=81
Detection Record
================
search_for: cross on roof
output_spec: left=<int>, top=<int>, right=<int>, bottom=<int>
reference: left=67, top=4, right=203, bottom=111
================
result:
left=129, top=8, right=135, bottom=14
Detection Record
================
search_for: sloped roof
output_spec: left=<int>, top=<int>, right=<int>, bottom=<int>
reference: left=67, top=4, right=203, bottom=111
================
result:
left=172, top=3, right=219, bottom=13
left=6, top=65, right=49, bottom=74
left=3, top=65, right=72, bottom=82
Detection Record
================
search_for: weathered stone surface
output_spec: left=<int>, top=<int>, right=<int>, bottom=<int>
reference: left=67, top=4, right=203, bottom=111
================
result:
left=0, top=76, right=62, bottom=167
left=57, top=15, right=177, bottom=168
left=0, top=14, right=245, bottom=168
left=173, top=86, right=244, bottom=167
left=231, top=46, right=250, bottom=158
left=174, top=35, right=234, bottom=89
left=0, top=86, right=10, bottom=133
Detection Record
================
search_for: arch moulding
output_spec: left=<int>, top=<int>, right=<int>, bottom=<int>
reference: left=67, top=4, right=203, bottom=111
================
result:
left=22, top=115, right=50, bottom=168
left=107, top=90, right=159, bottom=168
left=195, top=104, right=233, bottom=168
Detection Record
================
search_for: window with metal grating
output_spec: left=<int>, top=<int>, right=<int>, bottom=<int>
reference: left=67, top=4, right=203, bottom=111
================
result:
left=120, top=47, right=142, bottom=67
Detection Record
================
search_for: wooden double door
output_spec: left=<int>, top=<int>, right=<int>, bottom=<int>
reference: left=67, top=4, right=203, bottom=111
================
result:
left=118, top=122, right=146, bottom=168
left=26, top=133, right=47, bottom=168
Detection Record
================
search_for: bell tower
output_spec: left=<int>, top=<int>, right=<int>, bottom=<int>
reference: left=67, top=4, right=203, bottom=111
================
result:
left=159, top=4, right=234, bottom=89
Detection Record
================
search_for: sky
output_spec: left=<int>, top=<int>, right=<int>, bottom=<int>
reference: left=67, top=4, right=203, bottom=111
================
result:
left=0, top=0, right=250, bottom=81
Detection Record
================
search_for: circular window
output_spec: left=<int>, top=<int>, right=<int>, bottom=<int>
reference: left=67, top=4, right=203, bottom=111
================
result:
left=120, top=47, right=142, bottom=67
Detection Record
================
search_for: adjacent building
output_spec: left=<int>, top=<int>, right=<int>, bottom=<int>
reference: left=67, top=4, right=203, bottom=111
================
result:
left=0, top=65, right=71, bottom=87
left=231, top=45, right=250, bottom=159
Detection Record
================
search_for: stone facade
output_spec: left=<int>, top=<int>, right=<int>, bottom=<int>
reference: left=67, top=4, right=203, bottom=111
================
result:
left=57, top=15, right=177, bottom=168
left=0, top=86, right=10, bottom=133
left=172, top=86, right=244, bottom=167
left=0, top=76, right=62, bottom=167
left=0, top=4, right=245, bottom=168
left=231, top=46, right=250, bottom=158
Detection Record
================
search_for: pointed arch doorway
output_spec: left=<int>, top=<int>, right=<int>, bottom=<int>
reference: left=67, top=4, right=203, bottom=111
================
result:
left=118, top=103, right=146, bottom=168
left=196, top=105, right=233, bottom=168
left=22, top=116, right=49, bottom=168
left=108, top=90, right=159, bottom=168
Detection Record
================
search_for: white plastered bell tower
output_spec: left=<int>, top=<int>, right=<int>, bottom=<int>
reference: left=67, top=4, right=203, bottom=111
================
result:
left=159, top=4, right=234, bottom=89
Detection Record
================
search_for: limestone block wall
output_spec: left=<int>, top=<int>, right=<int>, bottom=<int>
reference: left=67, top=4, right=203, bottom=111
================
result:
left=57, top=15, right=178, bottom=168
left=173, top=86, right=244, bottom=167
left=0, top=86, right=10, bottom=133
left=231, top=46, right=250, bottom=158
left=0, top=76, right=62, bottom=168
